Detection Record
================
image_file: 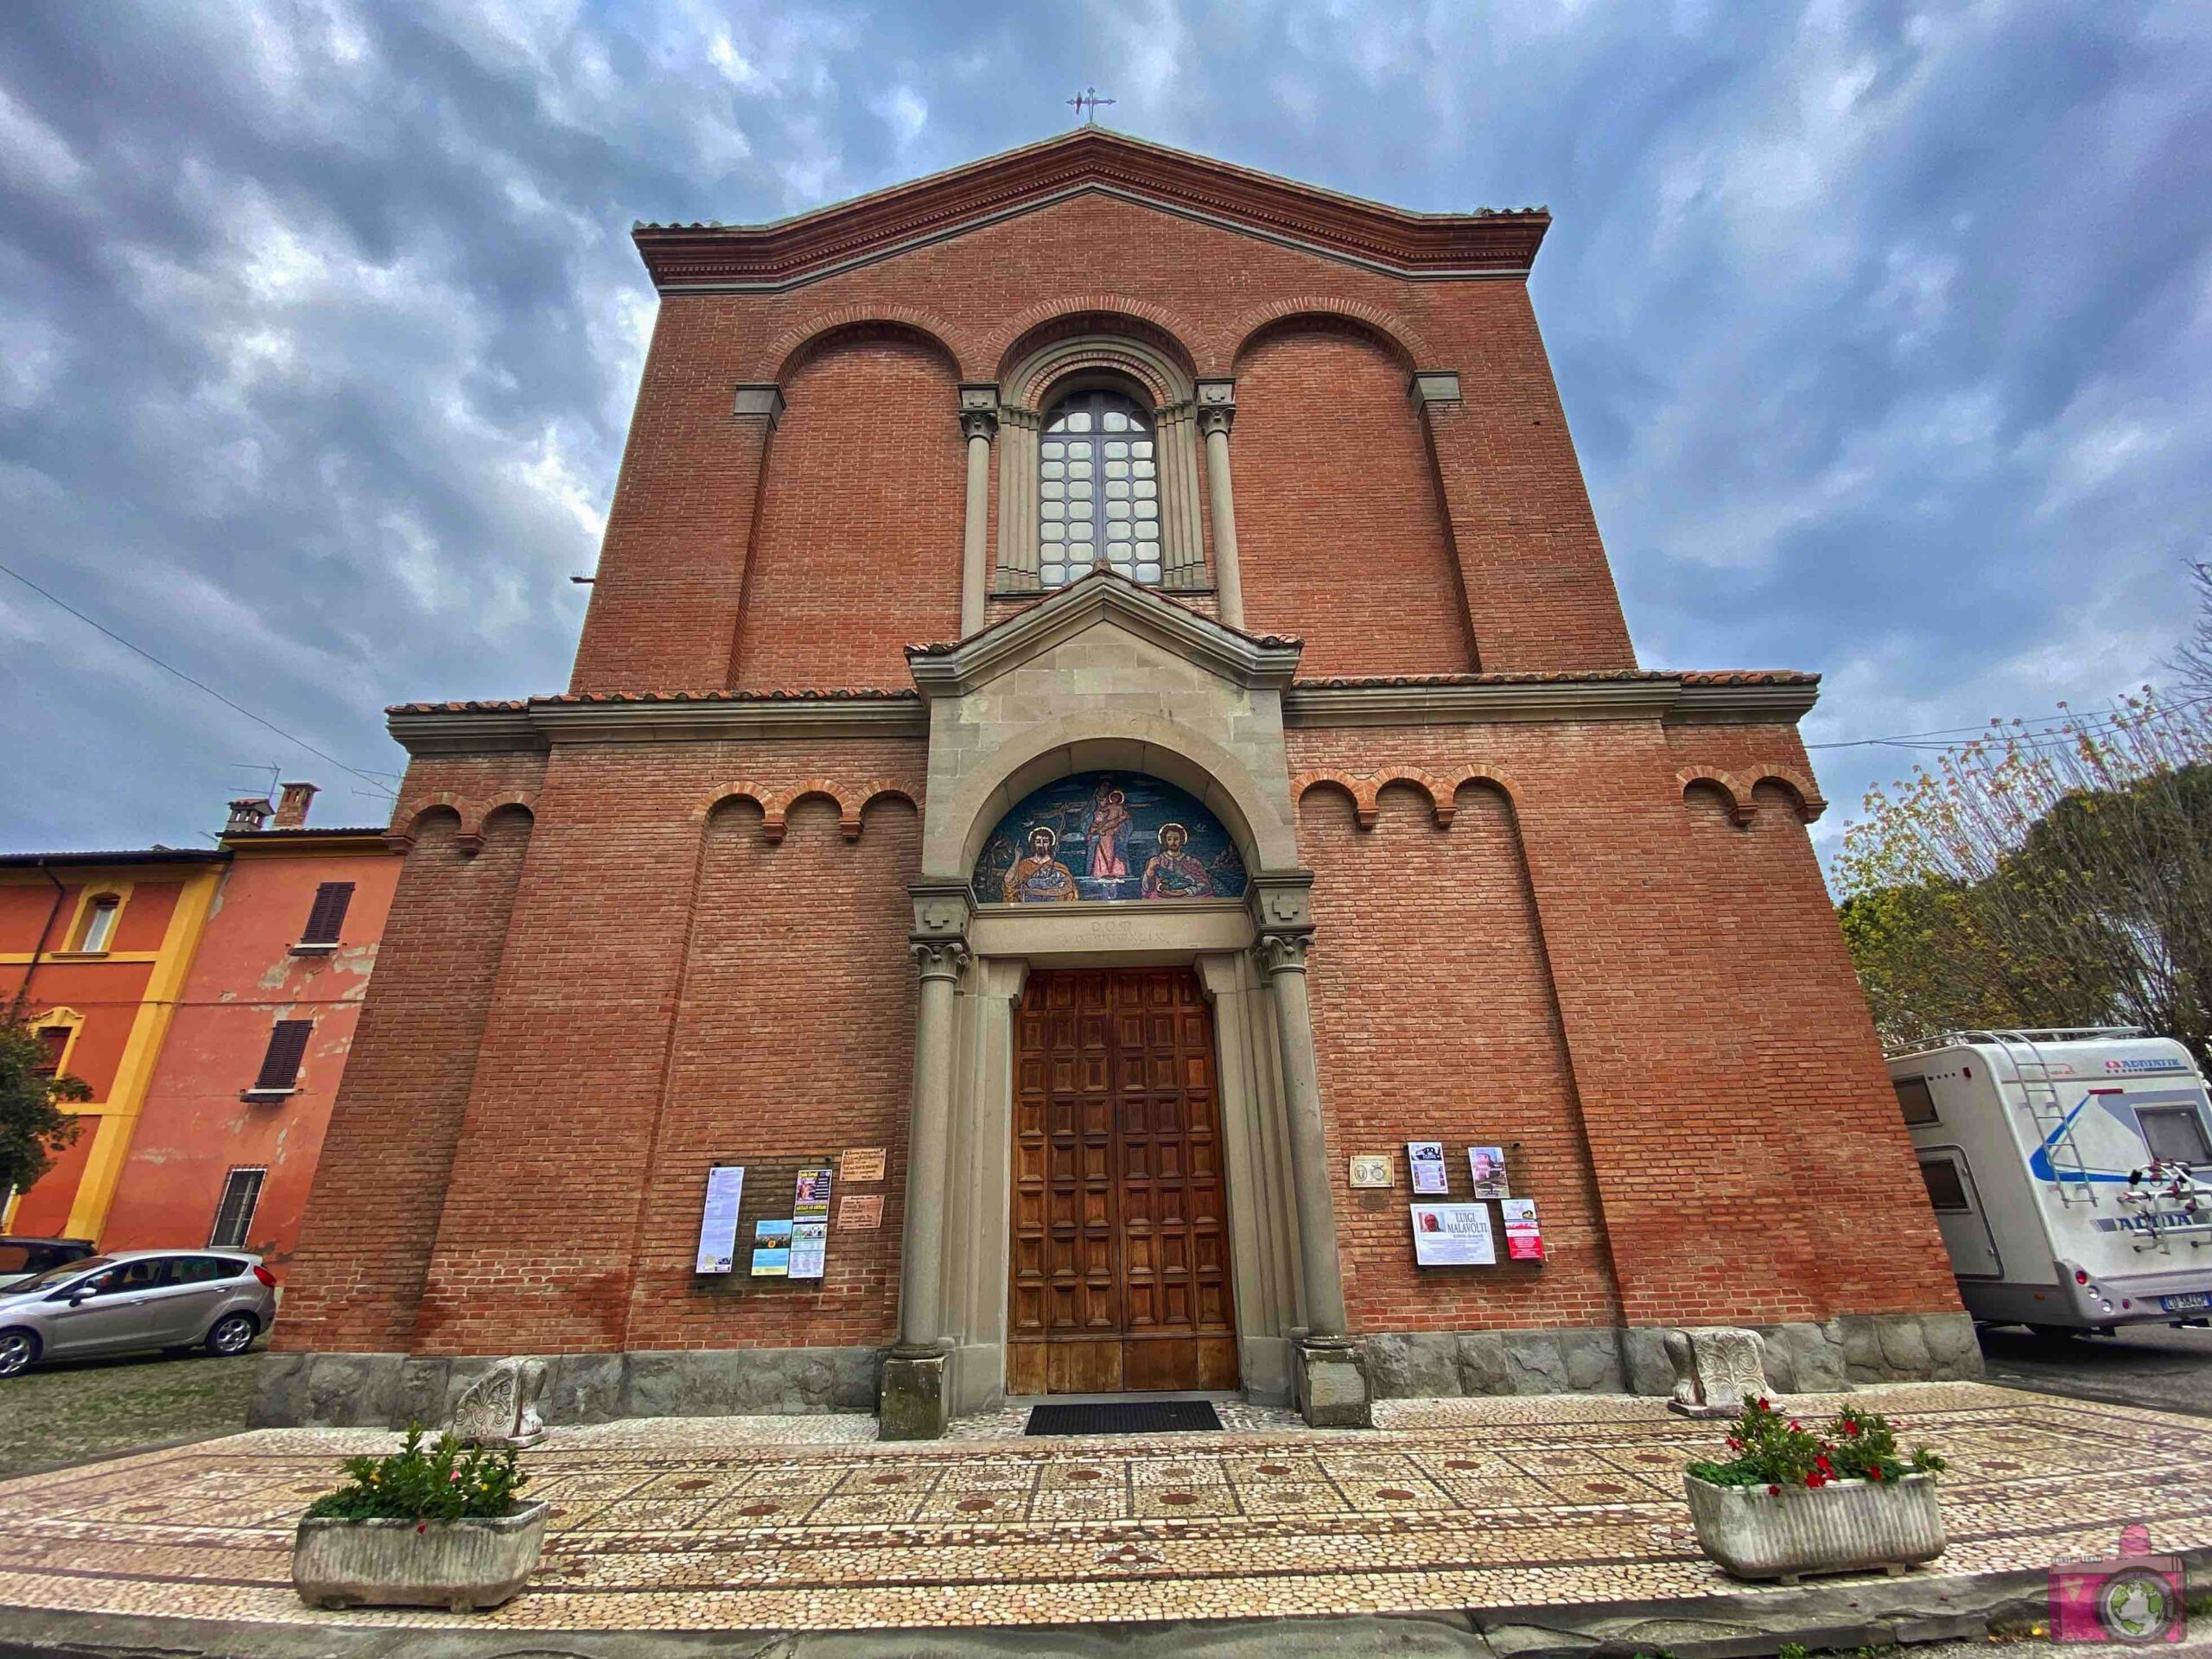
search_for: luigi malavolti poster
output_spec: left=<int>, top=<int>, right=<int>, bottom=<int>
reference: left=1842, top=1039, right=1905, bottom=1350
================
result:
left=1410, top=1203, right=1496, bottom=1266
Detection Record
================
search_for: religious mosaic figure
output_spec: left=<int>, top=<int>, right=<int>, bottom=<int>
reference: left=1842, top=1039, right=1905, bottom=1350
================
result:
left=1141, top=823, right=1215, bottom=899
left=1086, top=781, right=1132, bottom=880
left=1003, top=826, right=1080, bottom=903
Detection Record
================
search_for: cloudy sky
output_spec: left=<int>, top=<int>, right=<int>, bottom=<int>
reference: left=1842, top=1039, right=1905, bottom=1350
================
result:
left=2, top=1, right=2206, bottom=861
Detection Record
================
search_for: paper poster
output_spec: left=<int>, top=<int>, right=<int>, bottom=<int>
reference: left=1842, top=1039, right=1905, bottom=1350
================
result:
left=793, top=1165, right=833, bottom=1220
left=842, top=1147, right=887, bottom=1184
left=790, top=1220, right=828, bottom=1281
left=1407, top=1141, right=1449, bottom=1196
left=1468, top=1146, right=1510, bottom=1199
left=1501, top=1197, right=1544, bottom=1262
left=1348, top=1154, right=1393, bottom=1189
left=694, top=1165, right=746, bottom=1274
left=751, top=1218, right=791, bottom=1277
left=1410, top=1203, right=1497, bottom=1267
left=839, top=1193, right=885, bottom=1230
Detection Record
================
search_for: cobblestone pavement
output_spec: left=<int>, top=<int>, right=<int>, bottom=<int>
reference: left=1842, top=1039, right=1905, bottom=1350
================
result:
left=0, top=1383, right=2204, bottom=1636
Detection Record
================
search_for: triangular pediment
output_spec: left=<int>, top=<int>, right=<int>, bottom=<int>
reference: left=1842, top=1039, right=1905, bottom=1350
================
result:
left=906, top=570, right=1302, bottom=700
left=636, top=130, right=1548, bottom=291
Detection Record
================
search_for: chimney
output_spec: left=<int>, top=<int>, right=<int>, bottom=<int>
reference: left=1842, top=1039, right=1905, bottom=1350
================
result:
left=226, top=797, right=273, bottom=834
left=273, top=781, right=318, bottom=829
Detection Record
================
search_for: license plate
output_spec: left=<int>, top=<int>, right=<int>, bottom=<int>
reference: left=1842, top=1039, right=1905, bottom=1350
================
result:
left=2160, top=1294, right=2211, bottom=1313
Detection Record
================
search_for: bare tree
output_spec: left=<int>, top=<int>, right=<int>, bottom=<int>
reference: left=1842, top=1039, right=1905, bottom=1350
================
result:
left=2173, top=559, right=2212, bottom=702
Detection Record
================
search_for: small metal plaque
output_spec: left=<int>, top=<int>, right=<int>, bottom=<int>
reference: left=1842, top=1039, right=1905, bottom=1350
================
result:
left=842, top=1147, right=887, bottom=1183
left=1348, top=1154, right=1393, bottom=1189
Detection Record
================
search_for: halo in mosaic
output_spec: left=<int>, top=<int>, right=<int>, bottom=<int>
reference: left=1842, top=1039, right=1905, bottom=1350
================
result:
left=974, top=772, right=1248, bottom=906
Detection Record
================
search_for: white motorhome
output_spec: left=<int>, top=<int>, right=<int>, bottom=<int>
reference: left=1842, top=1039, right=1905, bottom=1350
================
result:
left=1888, top=1029, right=2212, bottom=1334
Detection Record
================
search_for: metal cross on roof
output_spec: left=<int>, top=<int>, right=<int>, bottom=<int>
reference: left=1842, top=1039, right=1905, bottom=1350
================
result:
left=1067, top=86, right=1115, bottom=126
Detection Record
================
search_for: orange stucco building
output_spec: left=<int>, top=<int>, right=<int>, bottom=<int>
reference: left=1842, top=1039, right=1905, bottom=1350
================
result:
left=4, top=786, right=397, bottom=1264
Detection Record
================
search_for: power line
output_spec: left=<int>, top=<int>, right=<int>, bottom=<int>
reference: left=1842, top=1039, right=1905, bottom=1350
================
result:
left=0, top=559, right=397, bottom=798
left=1806, top=694, right=2212, bottom=753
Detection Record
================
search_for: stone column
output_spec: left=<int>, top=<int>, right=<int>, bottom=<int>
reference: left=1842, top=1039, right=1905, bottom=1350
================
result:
left=1195, top=378, right=1247, bottom=629
left=1252, top=876, right=1370, bottom=1427
left=882, top=884, right=973, bottom=1440
left=957, top=386, right=1000, bottom=638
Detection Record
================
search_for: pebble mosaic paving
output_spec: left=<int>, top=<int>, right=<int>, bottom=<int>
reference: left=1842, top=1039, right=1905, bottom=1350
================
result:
left=0, top=1383, right=2205, bottom=1633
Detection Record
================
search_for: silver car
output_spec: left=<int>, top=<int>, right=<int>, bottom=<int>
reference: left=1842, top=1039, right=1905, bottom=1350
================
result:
left=0, top=1249, right=276, bottom=1378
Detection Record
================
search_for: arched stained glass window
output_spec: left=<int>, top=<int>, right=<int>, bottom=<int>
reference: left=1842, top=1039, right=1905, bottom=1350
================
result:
left=1039, top=390, right=1161, bottom=589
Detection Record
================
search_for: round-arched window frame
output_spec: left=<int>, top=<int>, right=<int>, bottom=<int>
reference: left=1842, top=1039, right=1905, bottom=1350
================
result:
left=1039, top=390, right=1162, bottom=588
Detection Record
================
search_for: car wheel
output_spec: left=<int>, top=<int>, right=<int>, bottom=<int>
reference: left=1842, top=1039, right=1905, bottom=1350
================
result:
left=0, top=1329, right=37, bottom=1379
left=206, top=1313, right=258, bottom=1357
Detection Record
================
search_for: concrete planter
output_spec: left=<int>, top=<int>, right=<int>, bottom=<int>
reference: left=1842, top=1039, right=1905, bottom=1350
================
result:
left=292, top=1501, right=548, bottom=1613
left=1684, top=1473, right=1944, bottom=1584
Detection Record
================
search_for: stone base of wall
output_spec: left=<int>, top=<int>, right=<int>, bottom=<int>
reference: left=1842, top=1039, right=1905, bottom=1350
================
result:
left=250, top=1346, right=886, bottom=1429
left=1364, top=1313, right=1982, bottom=1401
left=254, top=1315, right=1979, bottom=1426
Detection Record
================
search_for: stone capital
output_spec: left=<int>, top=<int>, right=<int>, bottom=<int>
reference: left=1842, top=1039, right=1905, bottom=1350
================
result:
left=1255, top=929, right=1314, bottom=976
left=732, top=383, right=786, bottom=428
left=1406, top=370, right=1463, bottom=409
left=1195, top=378, right=1236, bottom=438
left=909, top=937, right=972, bottom=982
left=958, top=384, right=1001, bottom=443
left=1245, top=871, right=1315, bottom=934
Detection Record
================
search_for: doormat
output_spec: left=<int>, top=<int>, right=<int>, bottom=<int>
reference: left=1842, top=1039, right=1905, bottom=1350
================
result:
left=1024, top=1400, right=1224, bottom=1436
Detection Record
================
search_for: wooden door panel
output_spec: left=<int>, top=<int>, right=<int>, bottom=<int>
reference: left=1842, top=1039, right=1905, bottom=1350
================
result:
left=1009, top=966, right=1239, bottom=1395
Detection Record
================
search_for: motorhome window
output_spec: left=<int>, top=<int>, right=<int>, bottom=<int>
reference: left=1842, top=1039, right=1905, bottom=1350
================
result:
left=1893, top=1077, right=1939, bottom=1126
left=1917, top=1156, right=1971, bottom=1212
left=2138, top=1106, right=2212, bottom=1166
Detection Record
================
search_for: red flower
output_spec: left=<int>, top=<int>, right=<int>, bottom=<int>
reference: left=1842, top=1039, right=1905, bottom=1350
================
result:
left=1725, top=1437, right=1742, bottom=1451
left=416, top=1522, right=428, bottom=1535
left=1844, top=1419, right=1861, bottom=1437
left=1868, top=1465, right=1883, bottom=1481
left=1767, top=1484, right=1781, bottom=1496
left=1756, top=1398, right=1770, bottom=1411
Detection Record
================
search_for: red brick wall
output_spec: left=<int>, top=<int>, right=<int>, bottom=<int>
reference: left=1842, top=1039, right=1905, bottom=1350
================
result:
left=275, top=806, right=536, bottom=1353
left=621, top=794, right=918, bottom=1350
left=1298, top=779, right=1622, bottom=1332
left=731, top=331, right=965, bottom=690
left=402, top=738, right=925, bottom=1357
left=569, top=193, right=1637, bottom=692
left=1288, top=721, right=1960, bottom=1327
left=1236, top=326, right=1472, bottom=676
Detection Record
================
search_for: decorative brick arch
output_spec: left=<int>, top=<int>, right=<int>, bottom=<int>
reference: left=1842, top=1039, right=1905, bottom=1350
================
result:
left=764, top=307, right=969, bottom=383
left=1434, top=764, right=1522, bottom=828
left=1292, top=769, right=1380, bottom=829
left=698, top=783, right=772, bottom=823
left=986, top=297, right=1203, bottom=389
left=1677, top=768, right=1754, bottom=827
left=1223, top=296, right=1433, bottom=373
left=455, top=794, right=537, bottom=855
left=850, top=781, right=922, bottom=841
left=1752, top=767, right=1827, bottom=823
left=393, top=793, right=466, bottom=844
left=1370, top=768, right=1449, bottom=827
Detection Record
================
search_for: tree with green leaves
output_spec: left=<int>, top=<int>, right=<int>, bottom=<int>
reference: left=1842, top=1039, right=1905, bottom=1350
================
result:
left=1, top=995, right=88, bottom=1205
left=1834, top=691, right=2212, bottom=1059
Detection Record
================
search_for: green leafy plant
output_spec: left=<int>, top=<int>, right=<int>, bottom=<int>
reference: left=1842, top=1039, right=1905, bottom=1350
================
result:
left=304, top=1427, right=527, bottom=1523
left=1688, top=1398, right=1945, bottom=1492
left=1, top=994, right=88, bottom=1199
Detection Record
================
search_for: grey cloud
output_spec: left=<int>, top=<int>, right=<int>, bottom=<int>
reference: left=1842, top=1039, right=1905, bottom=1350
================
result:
left=1, top=1, right=2205, bottom=865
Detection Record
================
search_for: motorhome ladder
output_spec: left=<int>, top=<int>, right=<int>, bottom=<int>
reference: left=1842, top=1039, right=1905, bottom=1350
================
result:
left=1999, top=1032, right=2099, bottom=1208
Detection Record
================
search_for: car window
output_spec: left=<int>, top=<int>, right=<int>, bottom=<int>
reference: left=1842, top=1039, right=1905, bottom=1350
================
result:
left=175, top=1256, right=243, bottom=1284
left=20, top=1255, right=115, bottom=1294
left=89, top=1260, right=165, bottom=1296
left=0, top=1245, right=28, bottom=1274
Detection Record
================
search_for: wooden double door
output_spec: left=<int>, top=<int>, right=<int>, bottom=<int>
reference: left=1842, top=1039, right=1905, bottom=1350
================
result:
left=1007, top=968, right=1240, bottom=1395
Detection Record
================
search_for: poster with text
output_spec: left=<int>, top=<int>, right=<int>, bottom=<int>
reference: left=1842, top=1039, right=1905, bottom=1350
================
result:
left=1407, top=1141, right=1448, bottom=1196
left=694, top=1165, right=746, bottom=1274
left=793, top=1165, right=833, bottom=1221
left=1410, top=1203, right=1496, bottom=1267
left=790, top=1220, right=828, bottom=1281
left=1468, top=1146, right=1510, bottom=1199
left=750, top=1217, right=791, bottom=1277
left=1501, top=1198, right=1544, bottom=1262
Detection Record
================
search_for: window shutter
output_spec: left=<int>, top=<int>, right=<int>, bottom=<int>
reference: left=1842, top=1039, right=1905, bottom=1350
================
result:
left=33, top=1027, right=69, bottom=1077
left=300, top=881, right=354, bottom=945
left=252, top=1020, right=313, bottom=1091
left=209, top=1169, right=266, bottom=1249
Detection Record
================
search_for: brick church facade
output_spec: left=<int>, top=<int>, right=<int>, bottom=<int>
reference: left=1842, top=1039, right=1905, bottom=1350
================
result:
left=262, top=132, right=1974, bottom=1434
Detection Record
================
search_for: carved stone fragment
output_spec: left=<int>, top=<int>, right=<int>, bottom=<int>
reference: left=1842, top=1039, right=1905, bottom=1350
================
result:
left=1665, top=1326, right=1768, bottom=1419
left=449, top=1357, right=548, bottom=1448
